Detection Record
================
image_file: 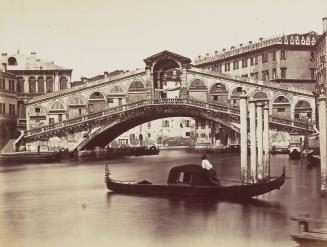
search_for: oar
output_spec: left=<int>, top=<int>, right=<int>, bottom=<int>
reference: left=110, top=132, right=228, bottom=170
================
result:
left=219, top=178, right=253, bottom=184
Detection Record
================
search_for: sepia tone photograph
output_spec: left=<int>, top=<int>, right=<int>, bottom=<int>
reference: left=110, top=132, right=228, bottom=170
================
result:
left=0, top=0, right=327, bottom=246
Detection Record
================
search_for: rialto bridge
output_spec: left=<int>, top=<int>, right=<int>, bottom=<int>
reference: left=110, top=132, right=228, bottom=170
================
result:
left=21, top=51, right=316, bottom=152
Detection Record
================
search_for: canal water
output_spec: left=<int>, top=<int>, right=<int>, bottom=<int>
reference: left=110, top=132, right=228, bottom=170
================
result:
left=0, top=150, right=326, bottom=247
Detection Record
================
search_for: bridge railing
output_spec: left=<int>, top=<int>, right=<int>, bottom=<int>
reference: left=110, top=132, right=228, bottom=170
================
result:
left=25, top=98, right=314, bottom=137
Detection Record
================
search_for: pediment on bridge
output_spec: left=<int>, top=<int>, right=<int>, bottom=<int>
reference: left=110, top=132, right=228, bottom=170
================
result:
left=143, top=50, right=192, bottom=67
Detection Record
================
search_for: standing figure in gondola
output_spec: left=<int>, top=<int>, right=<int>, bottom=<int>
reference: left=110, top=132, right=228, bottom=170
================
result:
left=201, top=154, right=221, bottom=186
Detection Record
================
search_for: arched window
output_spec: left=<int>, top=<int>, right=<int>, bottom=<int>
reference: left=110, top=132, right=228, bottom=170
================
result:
left=189, top=79, right=207, bottom=90
left=294, top=100, right=312, bottom=121
left=37, top=76, right=44, bottom=94
left=210, top=83, right=227, bottom=93
left=17, top=77, right=24, bottom=93
left=89, top=92, right=105, bottom=100
left=128, top=81, right=145, bottom=91
left=28, top=77, right=36, bottom=94
left=109, top=85, right=124, bottom=94
left=59, top=77, right=67, bottom=90
left=46, top=77, right=54, bottom=93
left=69, top=96, right=85, bottom=106
left=252, top=91, right=268, bottom=99
left=49, top=101, right=66, bottom=112
left=8, top=57, right=17, bottom=66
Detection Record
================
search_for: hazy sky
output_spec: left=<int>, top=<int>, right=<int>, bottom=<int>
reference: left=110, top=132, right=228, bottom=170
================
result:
left=0, top=0, right=326, bottom=81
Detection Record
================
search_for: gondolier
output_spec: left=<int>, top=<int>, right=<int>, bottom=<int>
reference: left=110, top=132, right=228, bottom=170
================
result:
left=201, top=154, right=221, bottom=186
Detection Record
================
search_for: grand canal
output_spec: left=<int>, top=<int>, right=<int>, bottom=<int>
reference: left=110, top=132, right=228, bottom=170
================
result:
left=0, top=150, right=326, bottom=247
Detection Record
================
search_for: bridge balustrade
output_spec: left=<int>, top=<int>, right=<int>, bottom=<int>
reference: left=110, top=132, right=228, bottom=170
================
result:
left=24, top=98, right=314, bottom=138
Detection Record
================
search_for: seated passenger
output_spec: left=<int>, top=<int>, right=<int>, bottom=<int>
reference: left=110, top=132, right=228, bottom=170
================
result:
left=201, top=154, right=222, bottom=186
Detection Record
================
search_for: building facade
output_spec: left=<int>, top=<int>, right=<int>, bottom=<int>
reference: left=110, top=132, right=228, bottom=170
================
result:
left=0, top=69, right=17, bottom=150
left=0, top=52, right=72, bottom=130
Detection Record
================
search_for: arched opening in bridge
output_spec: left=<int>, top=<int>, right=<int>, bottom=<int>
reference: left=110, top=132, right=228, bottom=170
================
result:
left=189, top=79, right=208, bottom=102
left=49, top=101, right=66, bottom=124
left=108, top=85, right=125, bottom=107
left=209, top=82, right=228, bottom=104
left=153, top=59, right=181, bottom=99
left=272, top=96, right=291, bottom=118
left=68, top=96, right=86, bottom=119
left=229, top=87, right=243, bottom=107
left=88, top=92, right=106, bottom=113
left=128, top=81, right=147, bottom=103
left=106, top=117, right=240, bottom=149
left=294, top=100, right=312, bottom=122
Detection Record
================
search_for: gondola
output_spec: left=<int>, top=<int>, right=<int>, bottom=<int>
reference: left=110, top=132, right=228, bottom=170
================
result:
left=105, top=164, right=285, bottom=199
left=0, top=151, right=62, bottom=164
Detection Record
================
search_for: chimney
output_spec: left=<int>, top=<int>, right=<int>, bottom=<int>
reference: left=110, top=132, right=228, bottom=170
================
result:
left=231, top=46, right=234, bottom=50
left=215, top=51, right=219, bottom=55
left=30, top=52, right=36, bottom=57
left=323, top=17, right=327, bottom=33
left=239, top=43, right=243, bottom=47
left=81, top=76, right=88, bottom=83
left=206, top=53, right=209, bottom=57
left=104, top=71, right=109, bottom=77
left=222, top=48, right=226, bottom=52
left=1, top=53, right=7, bottom=56
left=259, top=37, right=263, bottom=41
left=248, top=41, right=253, bottom=45
left=2, top=63, right=7, bottom=72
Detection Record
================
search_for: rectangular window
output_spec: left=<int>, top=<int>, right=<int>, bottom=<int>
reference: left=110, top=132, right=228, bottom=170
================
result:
left=272, top=68, right=277, bottom=79
left=262, top=53, right=268, bottom=63
left=273, top=51, right=276, bottom=61
left=310, top=51, right=315, bottom=61
left=281, top=68, right=287, bottom=79
left=280, top=50, right=286, bottom=60
left=58, top=114, right=62, bottom=122
left=310, top=69, right=315, bottom=80
left=185, top=132, right=190, bottom=137
left=118, top=98, right=122, bottom=106
left=233, top=60, right=239, bottom=70
left=147, top=121, right=151, bottom=128
left=201, top=120, right=205, bottom=129
left=255, top=56, right=258, bottom=65
left=79, top=109, right=82, bottom=116
left=108, top=98, right=114, bottom=103
left=185, top=120, right=190, bottom=127
left=213, top=95, right=218, bottom=101
left=0, top=103, right=2, bottom=114
left=164, top=120, right=169, bottom=127
left=262, top=70, right=269, bottom=80
left=224, top=62, right=230, bottom=72
left=200, top=133, right=206, bottom=138
left=241, top=58, right=247, bottom=68
left=250, top=57, right=254, bottom=66
left=242, top=74, right=248, bottom=78
left=49, top=118, right=54, bottom=124
left=148, top=133, right=151, bottom=138
left=277, top=108, right=285, bottom=112
left=2, top=103, right=5, bottom=114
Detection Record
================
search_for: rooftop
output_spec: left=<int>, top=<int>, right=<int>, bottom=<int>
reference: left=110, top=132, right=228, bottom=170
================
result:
left=194, top=32, right=320, bottom=65
left=0, top=51, right=72, bottom=71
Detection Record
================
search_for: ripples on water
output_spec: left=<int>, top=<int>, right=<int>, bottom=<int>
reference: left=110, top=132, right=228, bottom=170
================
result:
left=0, top=150, right=326, bottom=247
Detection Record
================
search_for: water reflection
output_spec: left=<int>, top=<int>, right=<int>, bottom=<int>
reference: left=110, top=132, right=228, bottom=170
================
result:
left=0, top=151, right=326, bottom=247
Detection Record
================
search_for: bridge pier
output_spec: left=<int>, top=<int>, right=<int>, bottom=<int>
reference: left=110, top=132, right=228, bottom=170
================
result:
left=239, top=92, right=248, bottom=182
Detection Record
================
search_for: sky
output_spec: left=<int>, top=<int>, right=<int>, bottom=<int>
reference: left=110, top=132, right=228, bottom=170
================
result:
left=0, top=0, right=326, bottom=81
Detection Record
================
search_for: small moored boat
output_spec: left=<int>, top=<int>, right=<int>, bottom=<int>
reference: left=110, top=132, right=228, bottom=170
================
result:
left=105, top=164, right=285, bottom=199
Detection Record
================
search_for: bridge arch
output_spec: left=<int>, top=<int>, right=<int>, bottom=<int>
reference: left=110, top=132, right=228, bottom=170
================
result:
left=229, top=86, right=244, bottom=107
left=189, top=78, right=208, bottom=101
left=272, top=95, right=291, bottom=118
left=293, top=99, right=313, bottom=122
left=128, top=80, right=147, bottom=103
left=88, top=91, right=107, bottom=113
left=76, top=103, right=241, bottom=150
left=67, top=95, right=87, bottom=119
left=209, top=81, right=228, bottom=104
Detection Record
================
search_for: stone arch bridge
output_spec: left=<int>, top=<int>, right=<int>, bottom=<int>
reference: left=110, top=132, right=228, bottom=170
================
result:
left=22, top=51, right=315, bottom=152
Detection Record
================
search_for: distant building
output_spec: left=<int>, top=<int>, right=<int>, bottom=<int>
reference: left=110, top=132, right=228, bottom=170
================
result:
left=0, top=51, right=73, bottom=130
left=0, top=68, right=17, bottom=149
